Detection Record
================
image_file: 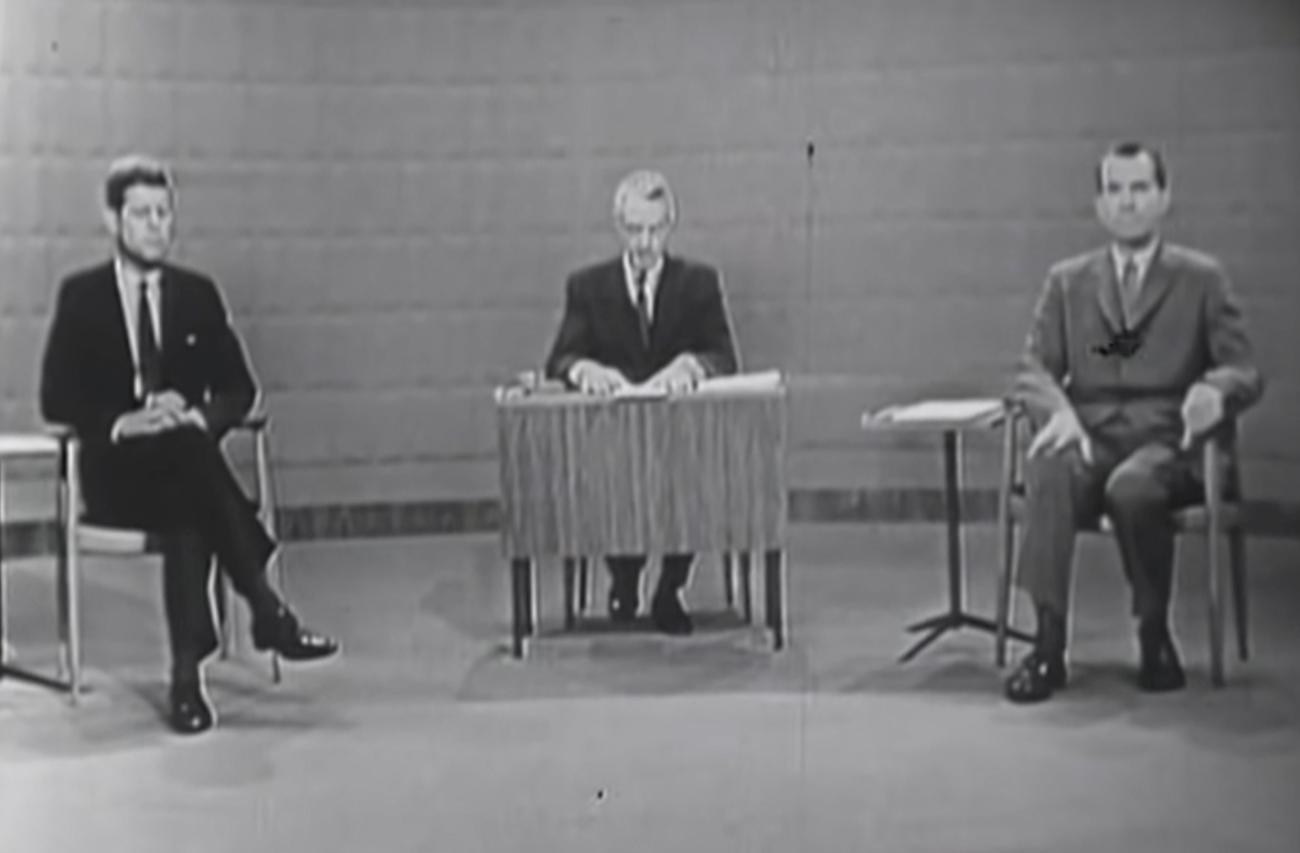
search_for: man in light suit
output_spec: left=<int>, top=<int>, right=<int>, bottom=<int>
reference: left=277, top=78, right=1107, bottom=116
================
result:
left=545, top=169, right=739, bottom=635
left=40, top=156, right=338, bottom=734
left=1005, top=141, right=1263, bottom=703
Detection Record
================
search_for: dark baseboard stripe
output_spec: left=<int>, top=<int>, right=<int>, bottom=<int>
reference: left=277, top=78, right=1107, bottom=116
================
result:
left=3, top=489, right=1297, bottom=560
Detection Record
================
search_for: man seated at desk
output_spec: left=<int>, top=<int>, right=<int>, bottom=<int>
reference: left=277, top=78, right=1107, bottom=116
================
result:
left=1006, top=141, right=1263, bottom=703
left=544, top=169, right=739, bottom=635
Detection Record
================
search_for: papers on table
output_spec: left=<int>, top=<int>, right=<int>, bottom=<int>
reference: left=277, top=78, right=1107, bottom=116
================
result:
left=695, top=369, right=784, bottom=394
left=863, top=397, right=1004, bottom=429
left=496, top=369, right=784, bottom=403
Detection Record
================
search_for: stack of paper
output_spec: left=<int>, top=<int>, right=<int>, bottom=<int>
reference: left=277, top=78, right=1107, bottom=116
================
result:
left=695, top=369, right=784, bottom=394
left=865, top=397, right=1004, bottom=427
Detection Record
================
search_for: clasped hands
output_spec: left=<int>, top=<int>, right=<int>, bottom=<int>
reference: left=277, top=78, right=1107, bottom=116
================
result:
left=569, top=354, right=705, bottom=396
left=1027, top=382, right=1225, bottom=463
left=113, top=390, right=208, bottom=440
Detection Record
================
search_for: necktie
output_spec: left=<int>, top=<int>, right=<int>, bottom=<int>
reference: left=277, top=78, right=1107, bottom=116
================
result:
left=1120, top=258, right=1140, bottom=328
left=137, top=278, right=162, bottom=397
left=633, top=269, right=651, bottom=347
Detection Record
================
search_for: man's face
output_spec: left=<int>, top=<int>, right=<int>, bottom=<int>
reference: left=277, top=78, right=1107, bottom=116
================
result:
left=616, top=194, right=672, bottom=272
left=108, top=183, right=174, bottom=269
left=1094, top=152, right=1169, bottom=245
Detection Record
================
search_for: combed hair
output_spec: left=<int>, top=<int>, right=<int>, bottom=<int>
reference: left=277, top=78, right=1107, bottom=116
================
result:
left=1095, top=141, right=1168, bottom=191
left=612, top=169, right=677, bottom=225
left=104, top=154, right=174, bottom=211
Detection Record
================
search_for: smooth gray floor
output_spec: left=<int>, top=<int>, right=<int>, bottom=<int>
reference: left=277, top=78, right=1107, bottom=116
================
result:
left=2, top=524, right=1298, bottom=852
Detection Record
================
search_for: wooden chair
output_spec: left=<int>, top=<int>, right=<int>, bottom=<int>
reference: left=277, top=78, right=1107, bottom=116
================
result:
left=49, top=414, right=282, bottom=704
left=993, top=403, right=1248, bottom=686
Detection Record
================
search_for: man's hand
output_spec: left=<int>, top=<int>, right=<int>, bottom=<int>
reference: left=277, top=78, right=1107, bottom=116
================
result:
left=569, top=360, right=630, bottom=396
left=1180, top=382, right=1225, bottom=450
left=147, top=390, right=208, bottom=430
left=112, top=406, right=184, bottom=439
left=644, top=354, right=706, bottom=395
left=1027, top=407, right=1095, bottom=465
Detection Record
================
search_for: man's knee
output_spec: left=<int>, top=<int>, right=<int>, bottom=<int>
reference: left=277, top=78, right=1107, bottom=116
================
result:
left=1104, top=466, right=1166, bottom=518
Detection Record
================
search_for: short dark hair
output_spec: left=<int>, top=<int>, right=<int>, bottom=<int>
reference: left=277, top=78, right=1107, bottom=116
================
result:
left=1095, top=141, right=1168, bottom=192
left=103, top=155, right=174, bottom=212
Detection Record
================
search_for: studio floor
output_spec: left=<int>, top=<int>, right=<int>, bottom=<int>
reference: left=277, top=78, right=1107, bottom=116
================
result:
left=2, top=523, right=1298, bottom=853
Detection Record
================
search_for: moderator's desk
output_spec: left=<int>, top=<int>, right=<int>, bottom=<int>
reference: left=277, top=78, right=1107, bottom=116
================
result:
left=496, top=383, right=788, bottom=657
left=861, top=399, right=1034, bottom=662
left=0, top=432, right=81, bottom=701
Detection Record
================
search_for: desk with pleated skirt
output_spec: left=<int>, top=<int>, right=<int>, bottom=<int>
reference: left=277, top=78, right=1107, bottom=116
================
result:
left=495, top=381, right=788, bottom=656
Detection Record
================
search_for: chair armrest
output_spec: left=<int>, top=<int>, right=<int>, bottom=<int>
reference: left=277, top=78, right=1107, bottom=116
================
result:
left=43, top=423, right=75, bottom=442
left=236, top=411, right=270, bottom=432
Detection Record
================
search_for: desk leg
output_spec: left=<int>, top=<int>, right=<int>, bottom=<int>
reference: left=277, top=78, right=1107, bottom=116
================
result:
left=764, top=549, right=785, bottom=651
left=510, top=558, right=531, bottom=658
left=0, top=463, right=7, bottom=679
left=739, top=551, right=753, bottom=625
left=563, top=557, right=578, bottom=631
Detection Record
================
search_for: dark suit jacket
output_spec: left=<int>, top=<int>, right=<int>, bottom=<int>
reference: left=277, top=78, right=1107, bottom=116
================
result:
left=1015, top=242, right=1263, bottom=445
left=544, top=255, right=739, bottom=384
left=40, top=260, right=258, bottom=518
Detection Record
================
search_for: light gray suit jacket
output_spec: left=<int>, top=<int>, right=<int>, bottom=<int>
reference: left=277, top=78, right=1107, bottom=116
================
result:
left=1015, top=241, right=1263, bottom=445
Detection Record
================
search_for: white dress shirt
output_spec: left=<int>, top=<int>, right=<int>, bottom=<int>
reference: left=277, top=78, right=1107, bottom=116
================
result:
left=623, top=253, right=663, bottom=322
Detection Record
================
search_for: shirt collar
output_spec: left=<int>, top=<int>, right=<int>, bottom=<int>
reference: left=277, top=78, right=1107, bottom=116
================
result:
left=1110, top=237, right=1160, bottom=285
left=114, top=255, right=161, bottom=295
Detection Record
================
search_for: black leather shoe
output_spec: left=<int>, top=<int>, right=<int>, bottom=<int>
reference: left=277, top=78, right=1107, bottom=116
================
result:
left=1004, top=650, right=1067, bottom=704
left=252, top=608, right=340, bottom=661
left=650, top=592, right=693, bottom=636
left=1138, top=631, right=1186, bottom=692
left=168, top=680, right=214, bottom=735
left=608, top=578, right=640, bottom=625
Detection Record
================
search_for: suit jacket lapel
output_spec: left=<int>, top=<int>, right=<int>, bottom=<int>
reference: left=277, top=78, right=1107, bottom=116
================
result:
left=91, top=261, right=136, bottom=384
left=1127, top=243, right=1176, bottom=331
left=1093, top=251, right=1125, bottom=332
left=159, top=265, right=179, bottom=358
left=601, top=260, right=648, bottom=363
left=648, top=256, right=680, bottom=358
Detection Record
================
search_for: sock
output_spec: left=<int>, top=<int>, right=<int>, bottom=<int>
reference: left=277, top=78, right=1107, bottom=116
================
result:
left=1035, top=603, right=1066, bottom=658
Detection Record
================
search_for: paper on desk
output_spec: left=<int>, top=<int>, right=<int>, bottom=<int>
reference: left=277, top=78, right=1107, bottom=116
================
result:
left=869, top=397, right=1003, bottom=425
left=611, top=383, right=669, bottom=400
left=695, top=369, right=783, bottom=394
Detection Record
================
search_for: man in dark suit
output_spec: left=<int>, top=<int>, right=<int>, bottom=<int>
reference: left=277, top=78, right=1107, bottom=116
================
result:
left=1006, top=141, right=1263, bottom=703
left=545, top=169, right=739, bottom=635
left=40, top=155, right=338, bottom=734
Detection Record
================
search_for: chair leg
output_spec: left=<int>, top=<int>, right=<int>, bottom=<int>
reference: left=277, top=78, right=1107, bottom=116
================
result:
left=994, top=519, right=1016, bottom=668
left=1228, top=529, right=1248, bottom=662
left=577, top=557, right=590, bottom=615
left=722, top=552, right=735, bottom=609
left=214, top=570, right=228, bottom=659
left=1207, top=530, right=1225, bottom=688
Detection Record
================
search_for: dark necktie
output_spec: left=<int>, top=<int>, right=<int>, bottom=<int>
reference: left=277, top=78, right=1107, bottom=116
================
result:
left=137, top=278, right=162, bottom=397
left=633, top=269, right=651, bottom=347
left=1119, top=258, right=1140, bottom=328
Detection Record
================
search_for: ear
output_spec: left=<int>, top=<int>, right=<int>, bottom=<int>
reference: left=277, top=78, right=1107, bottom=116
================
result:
left=101, top=206, right=120, bottom=237
left=1156, top=181, right=1172, bottom=214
